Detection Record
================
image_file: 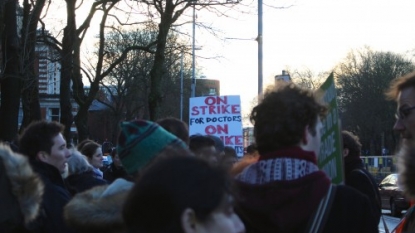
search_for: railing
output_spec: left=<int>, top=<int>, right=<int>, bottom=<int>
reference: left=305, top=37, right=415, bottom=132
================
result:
left=361, top=156, right=396, bottom=184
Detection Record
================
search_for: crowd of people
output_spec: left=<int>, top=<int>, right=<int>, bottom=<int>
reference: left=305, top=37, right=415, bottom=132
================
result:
left=4, top=71, right=415, bottom=232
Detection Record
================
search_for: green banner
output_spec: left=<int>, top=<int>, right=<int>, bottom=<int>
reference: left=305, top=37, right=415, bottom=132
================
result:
left=318, top=73, right=344, bottom=184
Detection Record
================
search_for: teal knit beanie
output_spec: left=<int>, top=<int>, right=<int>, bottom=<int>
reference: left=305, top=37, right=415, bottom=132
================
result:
left=117, top=120, right=187, bottom=174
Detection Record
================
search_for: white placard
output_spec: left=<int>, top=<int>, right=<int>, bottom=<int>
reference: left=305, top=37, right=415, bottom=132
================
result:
left=189, top=95, right=243, bottom=156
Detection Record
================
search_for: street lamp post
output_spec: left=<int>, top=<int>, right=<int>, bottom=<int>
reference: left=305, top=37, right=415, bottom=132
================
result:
left=189, top=0, right=240, bottom=98
left=191, top=2, right=197, bottom=98
left=180, top=51, right=184, bottom=120
left=258, top=0, right=263, bottom=96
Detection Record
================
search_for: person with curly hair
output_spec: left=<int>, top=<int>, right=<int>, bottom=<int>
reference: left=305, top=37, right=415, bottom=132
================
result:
left=234, top=82, right=378, bottom=233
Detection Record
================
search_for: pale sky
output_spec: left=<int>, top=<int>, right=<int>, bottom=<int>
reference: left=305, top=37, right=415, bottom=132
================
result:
left=193, top=0, right=415, bottom=125
left=41, top=0, right=415, bottom=125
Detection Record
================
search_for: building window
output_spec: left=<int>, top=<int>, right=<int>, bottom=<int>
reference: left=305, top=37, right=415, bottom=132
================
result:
left=208, top=88, right=216, bottom=95
left=50, top=108, right=60, bottom=122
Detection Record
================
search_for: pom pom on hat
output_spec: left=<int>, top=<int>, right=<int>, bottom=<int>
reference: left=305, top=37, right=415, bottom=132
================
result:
left=117, top=120, right=187, bottom=174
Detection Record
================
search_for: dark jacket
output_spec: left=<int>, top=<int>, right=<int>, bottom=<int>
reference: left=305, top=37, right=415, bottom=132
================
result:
left=0, top=145, right=43, bottom=233
left=102, top=163, right=131, bottom=183
left=234, top=147, right=379, bottom=233
left=29, top=161, right=75, bottom=233
left=344, top=156, right=382, bottom=224
left=65, top=171, right=107, bottom=194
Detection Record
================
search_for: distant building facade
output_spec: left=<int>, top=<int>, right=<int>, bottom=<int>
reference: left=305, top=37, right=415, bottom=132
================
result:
left=195, top=78, right=220, bottom=97
left=243, top=127, right=254, bottom=149
left=274, top=70, right=291, bottom=83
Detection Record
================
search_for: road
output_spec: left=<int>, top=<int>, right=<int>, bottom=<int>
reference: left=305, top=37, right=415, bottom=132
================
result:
left=379, top=210, right=403, bottom=233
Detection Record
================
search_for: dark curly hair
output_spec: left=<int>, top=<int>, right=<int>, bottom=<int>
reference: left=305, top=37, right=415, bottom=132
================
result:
left=250, top=82, right=327, bottom=155
left=341, top=130, right=361, bottom=158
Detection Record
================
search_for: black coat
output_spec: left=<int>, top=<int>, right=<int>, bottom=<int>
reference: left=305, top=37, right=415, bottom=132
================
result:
left=344, top=156, right=382, bottom=224
left=65, top=171, right=108, bottom=195
left=28, top=161, right=76, bottom=233
left=323, top=185, right=379, bottom=233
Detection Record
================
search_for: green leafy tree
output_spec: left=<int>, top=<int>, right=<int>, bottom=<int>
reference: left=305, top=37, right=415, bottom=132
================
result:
left=335, top=48, right=415, bottom=154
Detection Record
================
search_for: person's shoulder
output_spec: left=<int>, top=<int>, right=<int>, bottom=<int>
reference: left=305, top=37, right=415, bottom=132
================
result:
left=327, top=185, right=379, bottom=233
left=333, top=184, right=372, bottom=204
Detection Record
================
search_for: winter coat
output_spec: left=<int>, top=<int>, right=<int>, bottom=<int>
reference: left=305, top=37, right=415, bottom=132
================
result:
left=29, top=160, right=75, bottom=233
left=344, top=156, right=382, bottom=224
left=234, top=147, right=379, bottom=233
left=65, top=171, right=107, bottom=194
left=64, top=178, right=134, bottom=233
left=0, top=144, right=43, bottom=233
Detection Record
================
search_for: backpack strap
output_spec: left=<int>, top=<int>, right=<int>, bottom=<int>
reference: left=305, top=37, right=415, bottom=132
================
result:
left=306, top=184, right=337, bottom=233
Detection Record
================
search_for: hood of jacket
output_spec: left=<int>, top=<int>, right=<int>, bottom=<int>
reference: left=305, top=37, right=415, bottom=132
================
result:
left=0, top=144, right=44, bottom=224
left=234, top=147, right=331, bottom=233
left=64, top=178, right=133, bottom=233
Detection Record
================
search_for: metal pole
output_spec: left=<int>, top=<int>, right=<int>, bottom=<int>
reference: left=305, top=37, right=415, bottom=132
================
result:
left=180, top=51, right=184, bottom=120
left=258, top=0, right=263, bottom=96
left=191, top=3, right=196, bottom=97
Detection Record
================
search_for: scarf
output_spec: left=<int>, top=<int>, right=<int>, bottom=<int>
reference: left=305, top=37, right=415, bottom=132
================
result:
left=235, top=147, right=331, bottom=233
left=92, top=167, right=104, bottom=179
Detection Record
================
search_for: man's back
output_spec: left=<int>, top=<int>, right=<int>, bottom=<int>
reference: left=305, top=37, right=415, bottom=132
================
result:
left=234, top=151, right=378, bottom=233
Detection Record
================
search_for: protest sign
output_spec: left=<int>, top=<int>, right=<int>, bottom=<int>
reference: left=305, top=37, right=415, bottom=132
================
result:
left=189, top=95, right=243, bottom=156
left=318, top=73, right=344, bottom=184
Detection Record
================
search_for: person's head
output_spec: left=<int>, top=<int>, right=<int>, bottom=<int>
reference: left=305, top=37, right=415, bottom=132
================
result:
left=250, top=82, right=327, bottom=156
left=245, top=143, right=257, bottom=156
left=79, top=141, right=103, bottom=169
left=157, top=117, right=190, bottom=145
left=66, top=150, right=93, bottom=175
left=109, top=147, right=122, bottom=168
left=220, top=146, right=238, bottom=171
left=19, top=120, right=71, bottom=173
left=76, top=139, right=94, bottom=151
left=123, top=156, right=245, bottom=233
left=341, top=130, right=362, bottom=158
left=189, top=135, right=217, bottom=162
left=117, top=120, right=188, bottom=176
left=386, top=71, right=415, bottom=142
left=206, top=135, right=225, bottom=155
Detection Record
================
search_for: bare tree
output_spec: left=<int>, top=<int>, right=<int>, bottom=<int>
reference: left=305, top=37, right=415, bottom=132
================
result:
left=19, top=0, right=49, bottom=130
left=0, top=0, right=21, bottom=141
left=286, top=67, right=328, bottom=90
left=97, top=25, right=193, bottom=142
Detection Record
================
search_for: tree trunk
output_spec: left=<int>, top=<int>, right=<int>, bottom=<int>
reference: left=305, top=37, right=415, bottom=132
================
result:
left=74, top=104, right=89, bottom=142
left=0, top=0, right=21, bottom=142
left=60, top=0, right=77, bottom=142
left=20, top=0, right=46, bottom=130
left=148, top=21, right=171, bottom=120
